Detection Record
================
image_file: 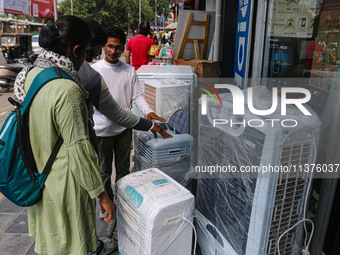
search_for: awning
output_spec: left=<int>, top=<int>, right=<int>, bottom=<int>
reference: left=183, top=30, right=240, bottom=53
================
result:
left=165, top=22, right=177, bottom=30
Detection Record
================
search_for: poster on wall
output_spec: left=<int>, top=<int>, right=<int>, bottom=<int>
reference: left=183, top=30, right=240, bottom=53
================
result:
left=267, top=0, right=316, bottom=38
left=31, top=0, right=54, bottom=18
left=3, top=0, right=30, bottom=16
left=311, top=9, right=340, bottom=71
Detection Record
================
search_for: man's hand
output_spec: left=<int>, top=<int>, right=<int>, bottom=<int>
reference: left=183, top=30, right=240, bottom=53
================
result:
left=147, top=112, right=172, bottom=138
left=97, top=191, right=115, bottom=223
left=147, top=112, right=166, bottom=122
left=151, top=123, right=173, bottom=139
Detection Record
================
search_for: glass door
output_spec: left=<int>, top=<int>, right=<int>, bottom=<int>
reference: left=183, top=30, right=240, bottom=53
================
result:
left=260, top=1, right=340, bottom=253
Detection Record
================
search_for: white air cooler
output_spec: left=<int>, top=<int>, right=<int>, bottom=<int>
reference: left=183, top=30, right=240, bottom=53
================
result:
left=144, top=79, right=190, bottom=120
left=135, top=110, right=191, bottom=185
left=116, top=168, right=195, bottom=255
left=195, top=87, right=322, bottom=255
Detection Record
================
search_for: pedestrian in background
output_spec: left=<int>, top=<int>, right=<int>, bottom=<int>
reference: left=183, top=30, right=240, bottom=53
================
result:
left=91, top=27, right=170, bottom=241
left=13, top=15, right=114, bottom=255
left=125, top=21, right=156, bottom=70
left=93, top=26, right=168, bottom=203
left=149, top=29, right=158, bottom=44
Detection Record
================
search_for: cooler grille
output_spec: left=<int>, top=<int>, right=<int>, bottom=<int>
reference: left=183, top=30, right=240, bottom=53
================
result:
left=144, top=84, right=157, bottom=111
left=266, top=142, right=313, bottom=255
left=139, top=138, right=189, bottom=163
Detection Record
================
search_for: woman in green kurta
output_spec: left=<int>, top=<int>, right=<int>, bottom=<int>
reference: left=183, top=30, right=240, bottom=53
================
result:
left=13, top=16, right=114, bottom=255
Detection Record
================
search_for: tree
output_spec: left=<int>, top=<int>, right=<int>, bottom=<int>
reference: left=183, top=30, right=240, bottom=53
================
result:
left=60, top=0, right=155, bottom=31
left=148, top=0, right=171, bottom=23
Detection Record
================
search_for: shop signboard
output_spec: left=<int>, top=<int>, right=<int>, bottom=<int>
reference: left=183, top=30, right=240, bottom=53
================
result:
left=3, top=0, right=29, bottom=16
left=233, top=0, right=254, bottom=90
left=31, top=0, right=54, bottom=18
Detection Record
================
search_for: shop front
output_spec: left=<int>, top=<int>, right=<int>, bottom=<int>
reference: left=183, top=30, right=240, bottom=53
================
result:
left=194, top=0, right=340, bottom=254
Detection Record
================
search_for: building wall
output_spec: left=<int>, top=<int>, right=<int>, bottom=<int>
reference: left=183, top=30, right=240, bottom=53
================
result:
left=205, top=0, right=216, bottom=11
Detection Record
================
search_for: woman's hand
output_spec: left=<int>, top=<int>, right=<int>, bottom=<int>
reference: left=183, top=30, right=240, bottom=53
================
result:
left=97, top=191, right=115, bottom=223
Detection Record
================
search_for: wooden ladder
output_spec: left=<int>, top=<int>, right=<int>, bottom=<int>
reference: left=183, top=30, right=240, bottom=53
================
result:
left=176, top=13, right=210, bottom=60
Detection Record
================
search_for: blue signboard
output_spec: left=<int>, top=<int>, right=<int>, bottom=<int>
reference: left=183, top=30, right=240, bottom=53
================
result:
left=233, top=0, right=253, bottom=89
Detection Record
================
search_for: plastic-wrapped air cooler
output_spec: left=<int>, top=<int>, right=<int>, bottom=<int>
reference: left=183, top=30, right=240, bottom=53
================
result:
left=116, top=168, right=195, bottom=255
left=142, top=79, right=190, bottom=120
left=134, top=110, right=191, bottom=185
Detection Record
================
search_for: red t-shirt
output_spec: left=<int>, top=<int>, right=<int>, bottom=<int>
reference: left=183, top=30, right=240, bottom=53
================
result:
left=126, top=35, right=155, bottom=70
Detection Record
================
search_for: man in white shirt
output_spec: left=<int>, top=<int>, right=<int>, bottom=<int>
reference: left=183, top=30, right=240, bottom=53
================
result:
left=92, top=27, right=168, bottom=203
left=164, top=31, right=170, bottom=40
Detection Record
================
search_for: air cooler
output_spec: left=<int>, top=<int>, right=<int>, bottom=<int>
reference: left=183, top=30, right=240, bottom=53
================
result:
left=134, top=110, right=192, bottom=185
left=142, top=79, right=190, bottom=120
left=195, top=86, right=321, bottom=255
left=133, top=65, right=196, bottom=122
left=115, top=168, right=195, bottom=255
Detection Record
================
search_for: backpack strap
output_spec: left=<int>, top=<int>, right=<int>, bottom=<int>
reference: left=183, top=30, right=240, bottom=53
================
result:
left=21, top=67, right=73, bottom=114
left=18, top=67, right=73, bottom=179
left=42, top=135, right=63, bottom=176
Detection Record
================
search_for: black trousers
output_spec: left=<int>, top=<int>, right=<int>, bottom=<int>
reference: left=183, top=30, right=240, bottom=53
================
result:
left=97, top=129, right=132, bottom=201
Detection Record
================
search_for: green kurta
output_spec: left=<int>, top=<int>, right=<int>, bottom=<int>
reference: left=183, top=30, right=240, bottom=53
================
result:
left=24, top=67, right=104, bottom=255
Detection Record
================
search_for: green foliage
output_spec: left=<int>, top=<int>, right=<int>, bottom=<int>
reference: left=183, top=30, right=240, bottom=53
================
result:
left=151, top=0, right=171, bottom=16
left=60, top=0, right=170, bottom=31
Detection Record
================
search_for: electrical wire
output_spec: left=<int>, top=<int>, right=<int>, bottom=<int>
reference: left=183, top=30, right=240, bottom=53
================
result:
left=277, top=219, right=314, bottom=255
left=182, top=216, right=197, bottom=255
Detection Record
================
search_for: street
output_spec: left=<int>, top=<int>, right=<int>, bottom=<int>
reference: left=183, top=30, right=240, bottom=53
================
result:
left=0, top=53, right=15, bottom=128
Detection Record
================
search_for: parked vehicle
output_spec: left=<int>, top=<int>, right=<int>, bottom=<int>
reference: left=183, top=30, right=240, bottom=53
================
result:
left=32, top=33, right=43, bottom=54
left=0, top=55, right=37, bottom=92
left=1, top=33, right=33, bottom=64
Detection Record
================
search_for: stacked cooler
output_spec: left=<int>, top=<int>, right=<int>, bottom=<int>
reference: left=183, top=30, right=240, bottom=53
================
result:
left=131, top=65, right=195, bottom=186
left=137, top=65, right=196, bottom=85
left=134, top=110, right=191, bottom=185
left=142, top=79, right=190, bottom=120
left=116, top=168, right=195, bottom=255
left=134, top=65, right=196, bottom=124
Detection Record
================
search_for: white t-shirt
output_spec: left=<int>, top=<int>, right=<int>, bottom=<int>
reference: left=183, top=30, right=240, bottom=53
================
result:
left=91, top=59, right=153, bottom=137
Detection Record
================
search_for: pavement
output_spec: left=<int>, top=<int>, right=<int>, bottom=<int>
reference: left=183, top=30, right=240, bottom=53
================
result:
left=0, top=195, right=36, bottom=255
left=0, top=190, right=119, bottom=255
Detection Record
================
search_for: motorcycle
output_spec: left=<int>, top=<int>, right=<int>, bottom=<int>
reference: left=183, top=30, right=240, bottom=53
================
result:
left=0, top=55, right=37, bottom=93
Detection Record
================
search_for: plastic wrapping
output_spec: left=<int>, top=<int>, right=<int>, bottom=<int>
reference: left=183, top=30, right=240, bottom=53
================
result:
left=133, top=110, right=192, bottom=187
left=142, top=79, right=190, bottom=120
left=115, top=168, right=195, bottom=255
left=133, top=65, right=196, bottom=120
left=133, top=130, right=191, bottom=186
left=194, top=86, right=321, bottom=254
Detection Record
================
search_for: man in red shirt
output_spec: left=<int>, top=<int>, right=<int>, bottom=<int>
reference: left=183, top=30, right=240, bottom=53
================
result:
left=126, top=21, right=156, bottom=70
